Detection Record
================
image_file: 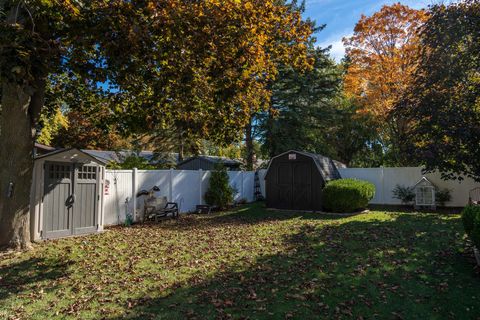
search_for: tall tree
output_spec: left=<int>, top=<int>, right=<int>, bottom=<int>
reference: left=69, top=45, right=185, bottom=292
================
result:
left=113, top=0, right=314, bottom=167
left=395, top=1, right=480, bottom=181
left=260, top=47, right=341, bottom=158
left=343, top=3, right=427, bottom=165
left=327, top=96, right=379, bottom=167
left=0, top=0, right=313, bottom=249
left=39, top=73, right=129, bottom=149
left=242, top=0, right=316, bottom=170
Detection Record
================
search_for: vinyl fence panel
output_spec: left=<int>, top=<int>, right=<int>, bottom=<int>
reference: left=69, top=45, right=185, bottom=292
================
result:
left=104, top=170, right=135, bottom=225
left=339, top=167, right=479, bottom=207
left=104, top=169, right=259, bottom=224
left=242, top=171, right=255, bottom=202
left=228, top=171, right=243, bottom=201
left=172, top=170, right=203, bottom=213
left=200, top=171, right=211, bottom=205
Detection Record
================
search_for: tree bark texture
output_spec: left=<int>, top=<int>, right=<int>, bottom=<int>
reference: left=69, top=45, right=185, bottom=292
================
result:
left=0, top=81, right=40, bottom=250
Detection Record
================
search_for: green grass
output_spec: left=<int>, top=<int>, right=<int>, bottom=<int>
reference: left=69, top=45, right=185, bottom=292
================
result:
left=1, top=203, right=479, bottom=319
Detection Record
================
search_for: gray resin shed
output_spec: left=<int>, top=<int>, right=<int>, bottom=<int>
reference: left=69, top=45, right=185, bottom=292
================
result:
left=265, top=150, right=344, bottom=211
left=30, top=148, right=106, bottom=241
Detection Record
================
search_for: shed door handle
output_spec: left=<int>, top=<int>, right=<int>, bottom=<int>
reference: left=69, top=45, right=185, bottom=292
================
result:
left=66, top=194, right=76, bottom=206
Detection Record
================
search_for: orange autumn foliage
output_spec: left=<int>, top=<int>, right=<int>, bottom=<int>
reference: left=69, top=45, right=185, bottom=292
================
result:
left=343, top=3, right=428, bottom=118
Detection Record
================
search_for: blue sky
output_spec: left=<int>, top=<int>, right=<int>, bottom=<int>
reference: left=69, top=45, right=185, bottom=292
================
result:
left=304, top=0, right=440, bottom=61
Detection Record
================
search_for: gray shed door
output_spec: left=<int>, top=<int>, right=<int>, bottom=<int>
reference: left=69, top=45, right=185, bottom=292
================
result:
left=73, top=165, right=97, bottom=235
left=43, top=162, right=98, bottom=239
left=43, top=163, right=74, bottom=239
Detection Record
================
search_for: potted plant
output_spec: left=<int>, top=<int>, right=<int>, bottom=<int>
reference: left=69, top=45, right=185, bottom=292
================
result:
left=392, top=184, right=415, bottom=206
left=436, top=188, right=452, bottom=207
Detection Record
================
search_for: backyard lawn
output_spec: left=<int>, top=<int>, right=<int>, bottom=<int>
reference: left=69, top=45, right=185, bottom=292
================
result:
left=1, top=203, right=479, bottom=319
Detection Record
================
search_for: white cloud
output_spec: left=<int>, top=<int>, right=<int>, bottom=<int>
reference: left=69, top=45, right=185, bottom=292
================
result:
left=317, top=33, right=351, bottom=62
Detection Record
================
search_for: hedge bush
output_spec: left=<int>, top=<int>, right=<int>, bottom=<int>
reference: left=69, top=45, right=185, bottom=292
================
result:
left=323, top=178, right=375, bottom=213
left=462, top=206, right=480, bottom=248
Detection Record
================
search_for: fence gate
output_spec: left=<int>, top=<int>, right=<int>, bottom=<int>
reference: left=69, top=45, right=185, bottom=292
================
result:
left=42, top=162, right=98, bottom=239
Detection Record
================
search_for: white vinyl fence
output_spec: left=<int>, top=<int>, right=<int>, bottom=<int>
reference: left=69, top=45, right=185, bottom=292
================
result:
left=338, top=167, right=479, bottom=207
left=257, top=167, right=478, bottom=208
left=104, top=169, right=255, bottom=225
left=105, top=167, right=476, bottom=225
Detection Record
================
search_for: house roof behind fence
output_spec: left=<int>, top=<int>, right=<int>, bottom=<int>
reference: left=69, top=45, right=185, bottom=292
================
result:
left=82, top=150, right=179, bottom=165
left=178, top=155, right=243, bottom=167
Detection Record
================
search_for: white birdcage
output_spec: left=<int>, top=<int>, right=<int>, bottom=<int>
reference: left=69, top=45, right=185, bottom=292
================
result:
left=413, top=177, right=436, bottom=210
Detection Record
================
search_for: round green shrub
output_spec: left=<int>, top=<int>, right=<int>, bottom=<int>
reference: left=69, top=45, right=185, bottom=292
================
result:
left=323, top=178, right=375, bottom=213
left=461, top=205, right=480, bottom=237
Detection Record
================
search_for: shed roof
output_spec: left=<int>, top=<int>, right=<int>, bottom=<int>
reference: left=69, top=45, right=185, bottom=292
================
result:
left=34, top=143, right=56, bottom=152
left=178, top=155, right=243, bottom=167
left=265, top=150, right=343, bottom=182
left=35, top=148, right=107, bottom=165
left=413, top=176, right=436, bottom=188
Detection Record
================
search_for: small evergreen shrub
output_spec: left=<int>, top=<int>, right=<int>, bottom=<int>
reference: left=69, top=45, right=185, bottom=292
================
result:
left=462, top=205, right=480, bottom=237
left=204, top=164, right=234, bottom=209
left=472, top=215, right=480, bottom=249
left=392, top=185, right=415, bottom=205
left=323, top=178, right=375, bottom=213
left=436, top=188, right=452, bottom=207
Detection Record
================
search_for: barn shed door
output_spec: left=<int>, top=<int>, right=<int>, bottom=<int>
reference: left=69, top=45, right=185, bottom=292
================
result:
left=73, top=165, right=98, bottom=235
left=292, top=162, right=312, bottom=210
left=42, top=162, right=98, bottom=239
left=43, top=163, right=74, bottom=239
left=276, top=163, right=293, bottom=209
left=273, top=161, right=312, bottom=210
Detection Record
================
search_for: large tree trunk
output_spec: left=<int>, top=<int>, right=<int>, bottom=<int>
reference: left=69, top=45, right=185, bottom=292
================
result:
left=0, top=80, right=43, bottom=250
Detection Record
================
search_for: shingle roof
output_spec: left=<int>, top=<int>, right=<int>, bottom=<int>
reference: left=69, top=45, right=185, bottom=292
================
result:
left=34, top=148, right=108, bottom=165
left=300, top=151, right=343, bottom=181
left=265, top=150, right=344, bottom=182
left=178, top=155, right=243, bottom=167
left=82, top=150, right=178, bottom=164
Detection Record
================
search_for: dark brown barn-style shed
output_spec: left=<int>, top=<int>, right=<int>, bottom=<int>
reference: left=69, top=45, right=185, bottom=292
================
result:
left=265, top=150, right=344, bottom=211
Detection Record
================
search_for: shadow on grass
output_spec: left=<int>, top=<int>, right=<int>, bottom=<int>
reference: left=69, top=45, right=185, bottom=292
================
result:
left=0, top=256, right=72, bottom=302
left=111, top=213, right=479, bottom=320
left=141, top=202, right=347, bottom=233
left=369, top=204, right=463, bottom=215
